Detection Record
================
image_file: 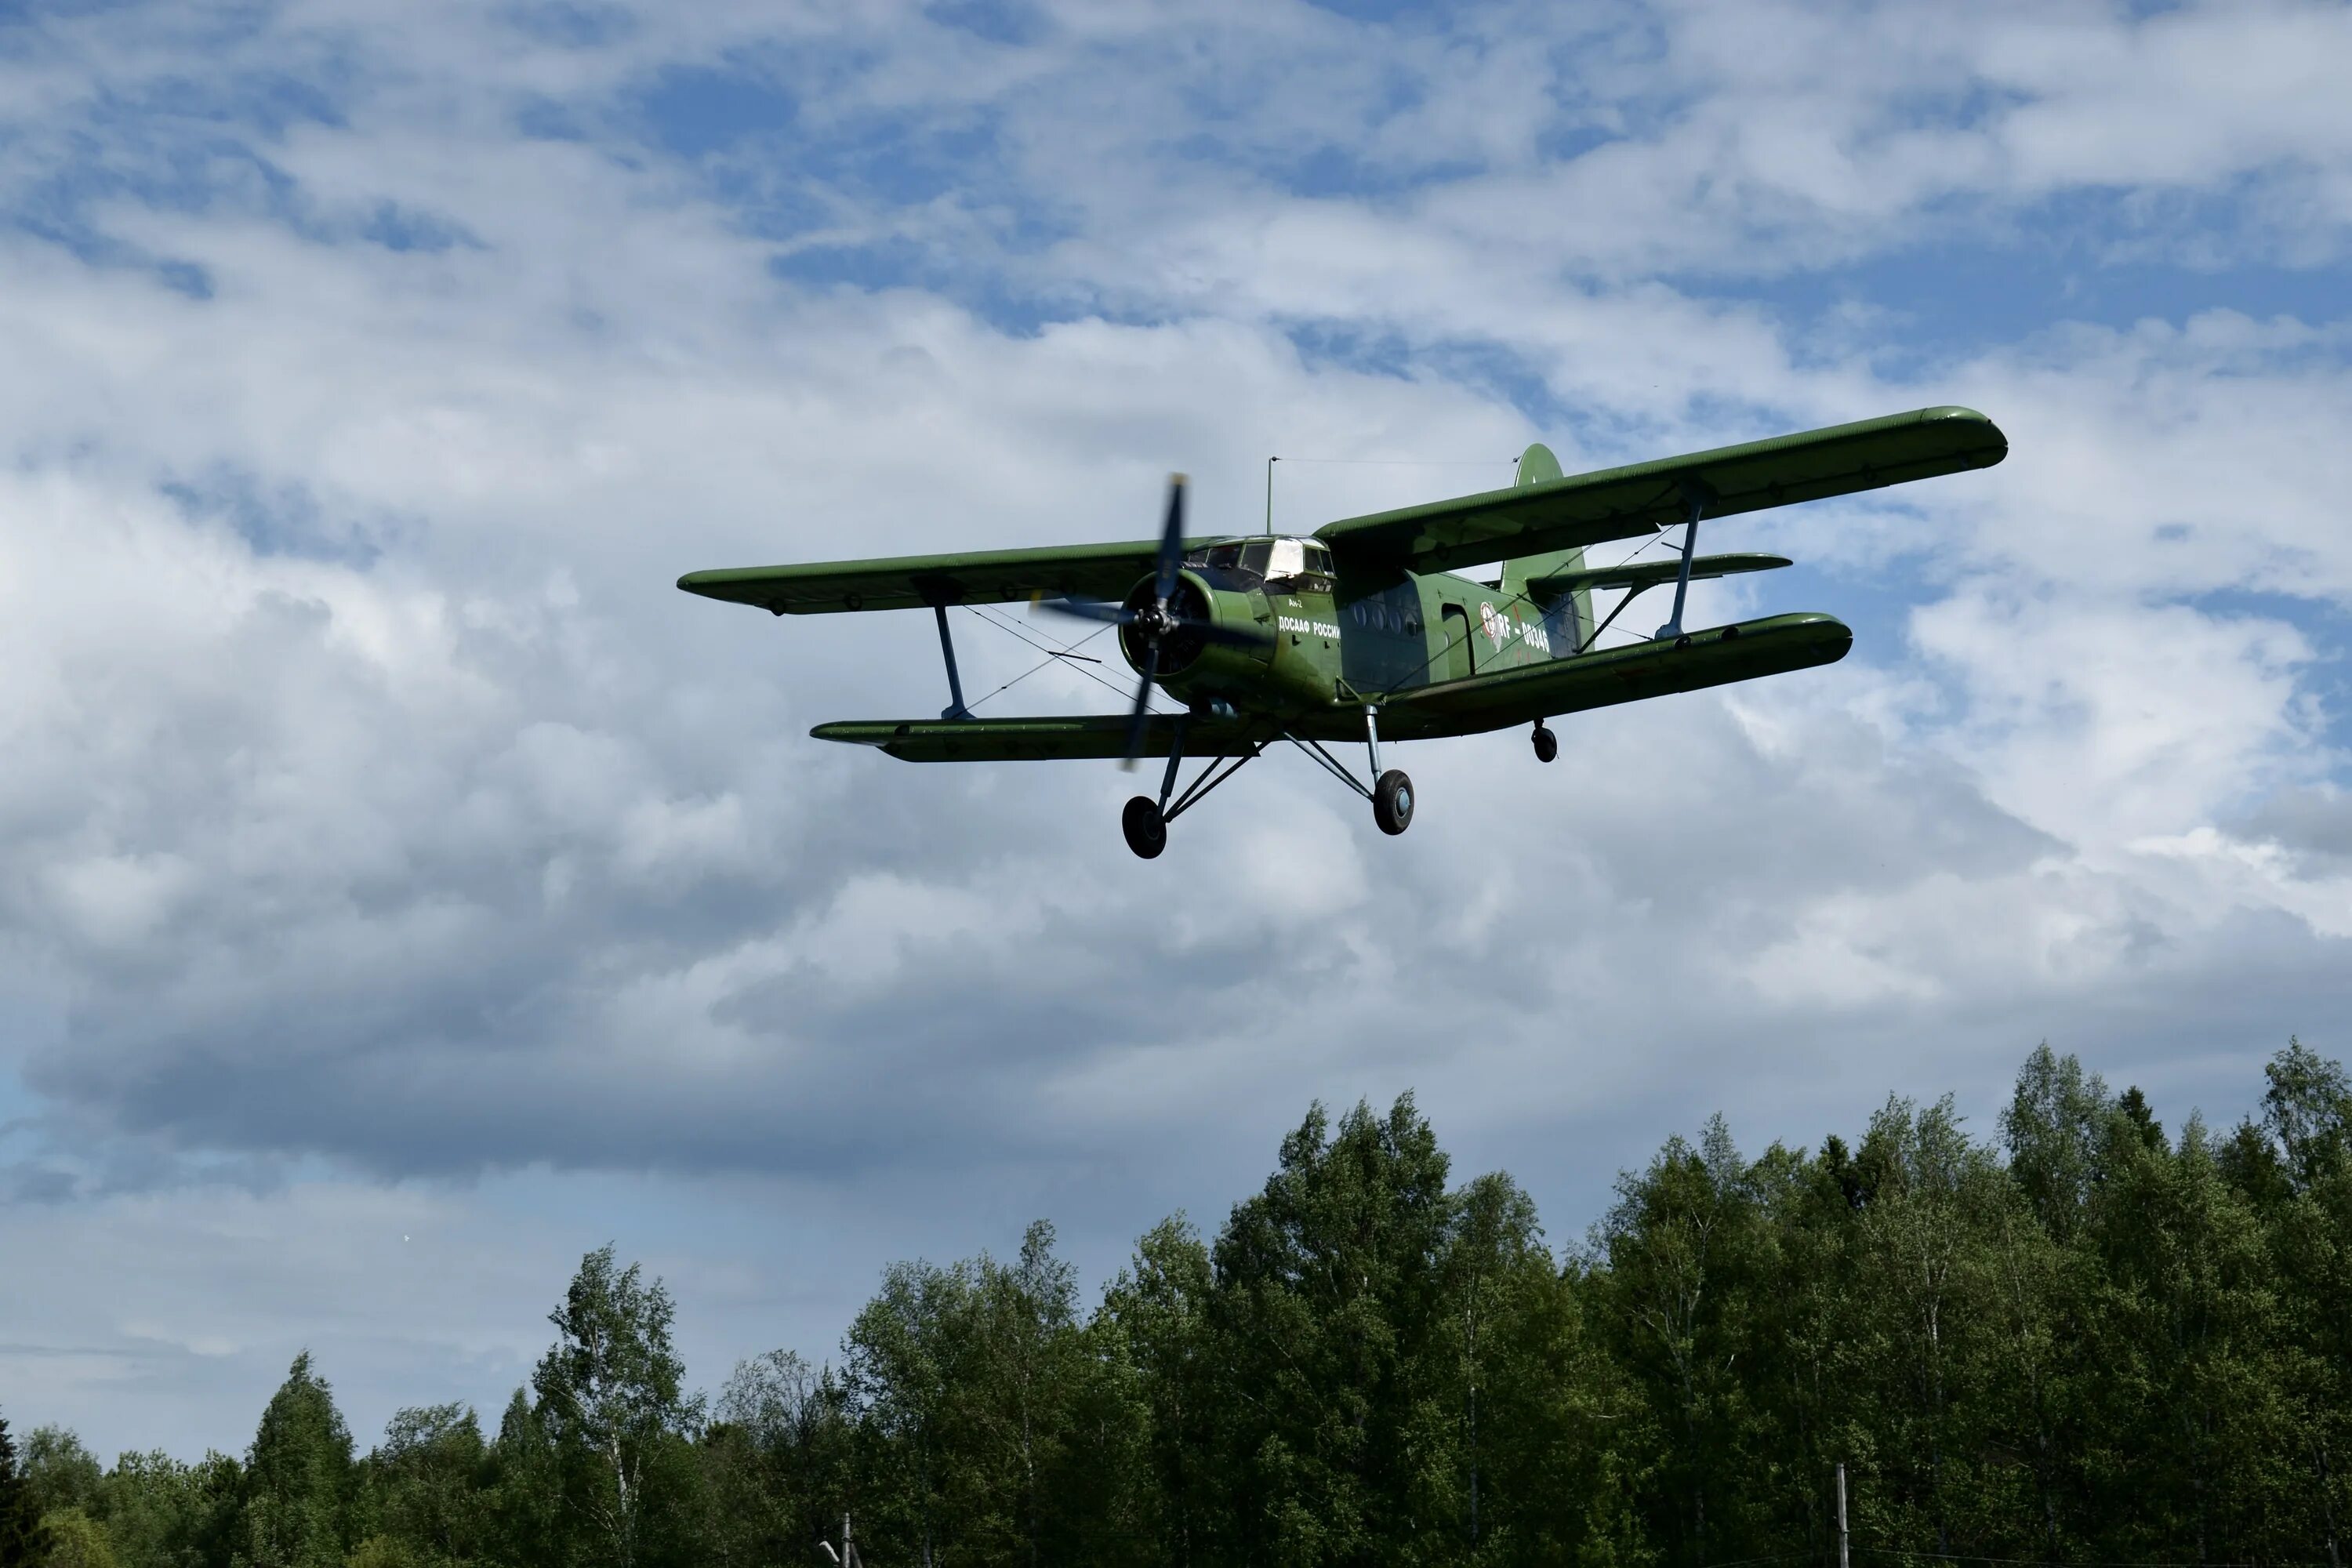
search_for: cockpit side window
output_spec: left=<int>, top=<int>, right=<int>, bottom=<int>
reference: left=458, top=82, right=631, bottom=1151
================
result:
left=1240, top=542, right=1272, bottom=577
left=1264, top=539, right=1308, bottom=583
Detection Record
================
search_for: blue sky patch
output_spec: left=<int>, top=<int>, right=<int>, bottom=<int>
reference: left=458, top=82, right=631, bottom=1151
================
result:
left=636, top=62, right=797, bottom=159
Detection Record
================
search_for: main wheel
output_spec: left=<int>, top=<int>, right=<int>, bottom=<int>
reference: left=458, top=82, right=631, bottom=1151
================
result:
left=1122, top=795, right=1168, bottom=858
left=1532, top=724, right=1558, bottom=764
left=1372, top=769, right=1415, bottom=836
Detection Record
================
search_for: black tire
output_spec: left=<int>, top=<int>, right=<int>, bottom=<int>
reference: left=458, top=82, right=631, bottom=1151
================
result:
left=1532, top=725, right=1558, bottom=764
left=1122, top=796, right=1167, bottom=858
left=1373, top=769, right=1415, bottom=836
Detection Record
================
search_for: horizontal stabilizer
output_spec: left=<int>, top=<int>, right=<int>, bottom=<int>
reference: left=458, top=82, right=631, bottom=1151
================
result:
left=1526, top=551, right=1790, bottom=600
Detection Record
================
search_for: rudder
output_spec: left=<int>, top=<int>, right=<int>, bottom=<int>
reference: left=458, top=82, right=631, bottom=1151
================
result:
left=1498, top=442, right=1589, bottom=655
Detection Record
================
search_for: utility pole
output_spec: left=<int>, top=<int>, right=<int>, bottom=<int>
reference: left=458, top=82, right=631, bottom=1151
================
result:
left=1836, top=1463, right=1849, bottom=1568
left=2320, top=1442, right=2343, bottom=1568
left=818, top=1512, right=862, bottom=1567
left=1265, top=456, right=1277, bottom=535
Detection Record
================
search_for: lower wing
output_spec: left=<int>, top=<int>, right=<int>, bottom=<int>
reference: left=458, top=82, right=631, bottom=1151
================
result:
left=810, top=614, right=1851, bottom=759
left=811, top=713, right=1265, bottom=762
left=1382, top=612, right=1853, bottom=736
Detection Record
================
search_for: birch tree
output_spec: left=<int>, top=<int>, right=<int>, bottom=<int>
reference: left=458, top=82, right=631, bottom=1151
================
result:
left=532, top=1246, right=701, bottom=1568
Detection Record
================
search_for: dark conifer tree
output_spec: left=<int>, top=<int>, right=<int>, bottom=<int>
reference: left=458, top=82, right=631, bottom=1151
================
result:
left=241, top=1351, right=355, bottom=1568
left=0, top=1414, right=51, bottom=1568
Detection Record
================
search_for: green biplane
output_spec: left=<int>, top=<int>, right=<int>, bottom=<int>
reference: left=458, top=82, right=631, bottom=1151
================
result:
left=679, top=406, right=2006, bottom=857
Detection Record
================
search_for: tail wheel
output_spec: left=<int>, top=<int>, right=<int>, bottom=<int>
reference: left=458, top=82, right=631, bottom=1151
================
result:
left=1532, top=724, right=1558, bottom=764
left=1373, top=770, right=1414, bottom=836
left=1122, top=795, right=1168, bottom=858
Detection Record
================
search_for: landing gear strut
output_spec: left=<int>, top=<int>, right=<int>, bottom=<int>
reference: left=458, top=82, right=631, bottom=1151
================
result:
left=1120, top=718, right=1271, bottom=858
left=1532, top=722, right=1557, bottom=764
left=1361, top=705, right=1413, bottom=837
left=1119, top=706, right=1421, bottom=855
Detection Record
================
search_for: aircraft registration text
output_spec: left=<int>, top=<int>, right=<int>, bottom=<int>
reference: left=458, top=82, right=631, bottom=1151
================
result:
left=1479, top=601, right=1551, bottom=655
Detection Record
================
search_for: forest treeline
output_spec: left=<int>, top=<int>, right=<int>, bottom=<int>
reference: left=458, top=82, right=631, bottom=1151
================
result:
left=5, top=1039, right=2351, bottom=1568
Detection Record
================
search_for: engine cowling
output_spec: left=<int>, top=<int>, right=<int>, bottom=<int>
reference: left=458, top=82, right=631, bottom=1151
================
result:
left=1116, top=570, right=1271, bottom=695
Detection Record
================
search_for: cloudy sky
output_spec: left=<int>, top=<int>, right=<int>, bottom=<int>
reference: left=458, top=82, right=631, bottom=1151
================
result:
left=3, top=0, right=2349, bottom=1461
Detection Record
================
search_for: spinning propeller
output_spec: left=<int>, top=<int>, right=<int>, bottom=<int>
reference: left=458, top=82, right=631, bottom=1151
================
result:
left=1039, top=474, right=1269, bottom=769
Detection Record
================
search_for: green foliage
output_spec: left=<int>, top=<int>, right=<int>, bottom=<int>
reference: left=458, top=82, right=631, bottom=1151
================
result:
left=0, top=1415, right=52, bottom=1568
left=1098, top=1215, right=1217, bottom=1565
left=840, top=1221, right=1107, bottom=1565
left=38, top=1509, right=116, bottom=1568
left=238, top=1352, right=354, bottom=1568
left=339, top=1537, right=416, bottom=1568
left=695, top=1348, right=849, bottom=1564
left=530, top=1244, right=702, bottom=1568
left=1207, top=1094, right=1454, bottom=1564
left=24, top=1433, right=102, bottom=1526
left=353, top=1403, right=486, bottom=1567
left=480, top=1391, right=557, bottom=1568
left=37, top=1036, right=2352, bottom=1568
left=93, top=1448, right=239, bottom=1568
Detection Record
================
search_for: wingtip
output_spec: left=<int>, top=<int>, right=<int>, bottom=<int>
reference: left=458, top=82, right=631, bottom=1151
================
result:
left=1916, top=405, right=2009, bottom=465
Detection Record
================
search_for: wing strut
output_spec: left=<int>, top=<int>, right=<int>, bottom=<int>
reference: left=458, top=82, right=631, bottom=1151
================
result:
left=1655, top=479, right=1710, bottom=644
left=1157, top=717, right=1188, bottom=811
left=1160, top=730, right=1270, bottom=824
left=1287, top=734, right=1374, bottom=801
left=932, top=604, right=971, bottom=720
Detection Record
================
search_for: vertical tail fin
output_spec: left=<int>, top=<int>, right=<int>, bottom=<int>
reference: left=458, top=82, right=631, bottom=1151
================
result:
left=1497, top=442, right=1588, bottom=655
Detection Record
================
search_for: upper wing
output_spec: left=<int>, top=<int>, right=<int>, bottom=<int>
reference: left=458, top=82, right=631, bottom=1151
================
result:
left=678, top=538, right=1218, bottom=615
left=1317, top=405, right=2005, bottom=575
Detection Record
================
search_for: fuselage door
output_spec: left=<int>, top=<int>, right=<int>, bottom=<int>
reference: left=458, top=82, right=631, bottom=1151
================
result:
left=1439, top=603, right=1473, bottom=683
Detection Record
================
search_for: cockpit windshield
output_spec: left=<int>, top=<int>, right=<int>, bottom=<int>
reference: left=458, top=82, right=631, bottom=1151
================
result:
left=1185, top=537, right=1334, bottom=586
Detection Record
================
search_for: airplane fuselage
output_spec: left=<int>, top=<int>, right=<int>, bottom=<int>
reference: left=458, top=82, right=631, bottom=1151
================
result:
left=1128, top=543, right=1583, bottom=718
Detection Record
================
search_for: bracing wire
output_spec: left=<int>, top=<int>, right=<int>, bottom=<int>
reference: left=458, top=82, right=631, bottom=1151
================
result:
left=960, top=604, right=1178, bottom=717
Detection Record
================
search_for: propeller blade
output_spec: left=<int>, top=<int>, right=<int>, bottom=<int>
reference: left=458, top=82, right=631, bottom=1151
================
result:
left=1153, top=474, right=1187, bottom=604
left=1033, top=596, right=1131, bottom=626
left=1120, top=644, right=1160, bottom=771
